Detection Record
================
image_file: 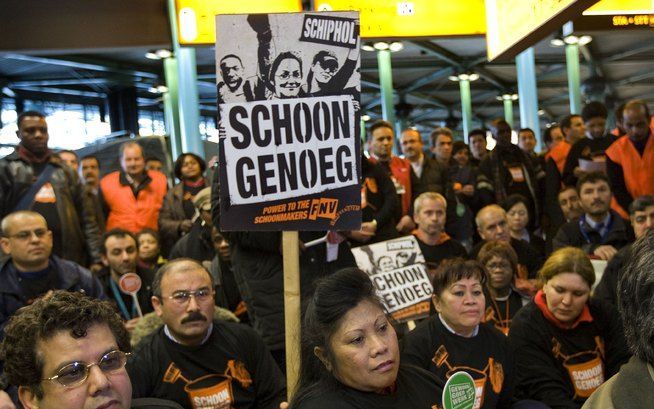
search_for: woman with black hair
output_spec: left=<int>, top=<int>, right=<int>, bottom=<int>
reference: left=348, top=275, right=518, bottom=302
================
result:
left=289, top=268, right=443, bottom=409
left=157, top=152, right=207, bottom=256
left=502, top=194, right=546, bottom=256
left=402, top=259, right=519, bottom=409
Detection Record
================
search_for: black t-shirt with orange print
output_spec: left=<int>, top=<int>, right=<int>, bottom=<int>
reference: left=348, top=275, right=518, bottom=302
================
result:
left=508, top=297, right=631, bottom=409
left=128, top=320, right=285, bottom=409
left=401, top=315, right=515, bottom=409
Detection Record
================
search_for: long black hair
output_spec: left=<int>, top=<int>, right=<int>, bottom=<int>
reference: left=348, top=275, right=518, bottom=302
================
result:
left=290, top=268, right=385, bottom=408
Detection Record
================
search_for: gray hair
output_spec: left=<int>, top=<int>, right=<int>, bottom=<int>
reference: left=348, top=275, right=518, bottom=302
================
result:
left=414, top=192, right=447, bottom=214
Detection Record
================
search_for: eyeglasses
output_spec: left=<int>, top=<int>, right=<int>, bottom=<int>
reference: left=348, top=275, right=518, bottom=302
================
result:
left=42, top=350, right=130, bottom=387
left=7, top=228, right=49, bottom=241
left=163, top=288, right=214, bottom=305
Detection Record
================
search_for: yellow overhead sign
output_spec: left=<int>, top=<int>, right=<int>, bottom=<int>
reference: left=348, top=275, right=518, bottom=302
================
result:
left=175, top=0, right=303, bottom=45
left=485, top=0, right=600, bottom=61
left=584, top=0, right=654, bottom=14
left=313, top=0, right=486, bottom=38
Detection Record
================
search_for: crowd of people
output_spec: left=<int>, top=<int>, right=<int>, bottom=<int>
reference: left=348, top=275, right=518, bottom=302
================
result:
left=0, top=99, right=652, bottom=409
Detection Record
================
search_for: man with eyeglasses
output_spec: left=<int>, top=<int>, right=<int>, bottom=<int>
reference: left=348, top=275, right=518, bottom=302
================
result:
left=128, top=258, right=285, bottom=409
left=0, top=290, right=132, bottom=409
left=472, top=205, right=544, bottom=294
left=0, top=211, right=105, bottom=335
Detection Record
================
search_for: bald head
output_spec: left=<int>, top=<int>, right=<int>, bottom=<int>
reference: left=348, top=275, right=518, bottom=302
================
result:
left=476, top=205, right=510, bottom=242
left=1, top=211, right=47, bottom=237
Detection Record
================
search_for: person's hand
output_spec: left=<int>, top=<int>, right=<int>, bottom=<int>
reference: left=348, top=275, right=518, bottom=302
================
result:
left=461, top=185, right=475, bottom=197
left=348, top=221, right=377, bottom=243
left=593, top=245, right=618, bottom=261
left=125, top=317, right=141, bottom=333
left=89, top=263, right=104, bottom=274
left=180, top=220, right=194, bottom=233
left=396, top=215, right=415, bottom=234
left=0, top=391, right=16, bottom=409
left=279, top=402, right=289, bottom=409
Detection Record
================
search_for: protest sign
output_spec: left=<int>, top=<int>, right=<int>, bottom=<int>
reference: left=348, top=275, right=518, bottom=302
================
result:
left=216, top=12, right=361, bottom=231
left=351, top=236, right=433, bottom=322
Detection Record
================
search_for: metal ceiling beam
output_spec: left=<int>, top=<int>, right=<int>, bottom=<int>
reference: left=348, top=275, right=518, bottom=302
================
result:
left=399, top=66, right=453, bottom=94
left=601, top=39, right=654, bottom=63
left=13, top=86, right=105, bottom=98
left=3, top=54, right=159, bottom=79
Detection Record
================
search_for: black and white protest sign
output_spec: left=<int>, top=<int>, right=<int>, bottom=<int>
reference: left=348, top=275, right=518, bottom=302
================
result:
left=351, top=236, right=433, bottom=322
left=216, top=12, right=361, bottom=231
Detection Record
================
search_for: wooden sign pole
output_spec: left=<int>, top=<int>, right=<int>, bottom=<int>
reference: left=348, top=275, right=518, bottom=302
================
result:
left=282, top=230, right=301, bottom=399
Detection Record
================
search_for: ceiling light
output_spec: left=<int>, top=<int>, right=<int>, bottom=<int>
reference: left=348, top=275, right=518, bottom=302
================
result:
left=578, top=35, right=593, bottom=45
left=511, top=93, right=518, bottom=101
left=156, top=85, right=168, bottom=93
left=145, top=52, right=159, bottom=60
left=458, top=73, right=469, bottom=81
left=373, top=42, right=389, bottom=51
left=564, top=35, right=579, bottom=45
left=389, top=42, right=404, bottom=52
left=550, top=37, right=565, bottom=47
left=468, top=73, right=479, bottom=81
left=361, top=43, right=375, bottom=52
left=538, top=109, right=545, bottom=116
left=155, top=49, right=173, bottom=59
left=148, top=86, right=159, bottom=93
left=362, top=114, right=371, bottom=121
left=448, top=75, right=460, bottom=82
left=496, top=96, right=503, bottom=101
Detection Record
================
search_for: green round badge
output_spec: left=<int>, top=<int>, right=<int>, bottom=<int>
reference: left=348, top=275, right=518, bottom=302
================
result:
left=442, top=371, right=475, bottom=409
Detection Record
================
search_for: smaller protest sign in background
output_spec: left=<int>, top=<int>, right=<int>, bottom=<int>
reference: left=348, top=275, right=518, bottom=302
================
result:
left=351, top=236, right=433, bottom=323
left=215, top=11, right=361, bottom=231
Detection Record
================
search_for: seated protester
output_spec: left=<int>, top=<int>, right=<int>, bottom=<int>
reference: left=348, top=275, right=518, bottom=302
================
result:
left=412, top=192, right=467, bottom=268
left=477, top=241, right=530, bottom=335
left=553, top=172, right=632, bottom=261
left=158, top=153, right=207, bottom=256
left=0, top=291, right=132, bottom=409
left=446, top=141, right=481, bottom=251
left=561, top=102, right=617, bottom=188
left=0, top=211, right=105, bottom=335
left=98, top=228, right=155, bottom=331
left=502, top=194, right=546, bottom=258
left=594, top=195, right=654, bottom=307
left=349, top=155, right=399, bottom=245
left=477, top=119, right=544, bottom=228
left=169, top=187, right=216, bottom=266
left=509, top=247, right=631, bottom=409
left=290, top=268, right=443, bottom=409
left=401, top=259, right=516, bottom=409
left=472, top=205, right=544, bottom=293
left=137, top=228, right=166, bottom=271
left=558, top=185, right=583, bottom=224
left=584, top=230, right=654, bottom=409
left=128, top=259, right=286, bottom=409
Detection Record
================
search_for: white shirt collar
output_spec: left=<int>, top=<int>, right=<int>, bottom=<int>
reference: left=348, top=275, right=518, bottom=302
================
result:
left=164, top=323, right=213, bottom=345
left=438, top=314, right=479, bottom=337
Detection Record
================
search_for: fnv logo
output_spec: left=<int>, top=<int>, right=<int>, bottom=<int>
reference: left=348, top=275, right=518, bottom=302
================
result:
left=309, top=198, right=339, bottom=220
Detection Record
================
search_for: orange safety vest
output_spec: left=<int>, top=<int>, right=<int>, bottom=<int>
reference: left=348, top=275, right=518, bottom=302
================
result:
left=606, top=135, right=654, bottom=205
left=101, top=170, right=168, bottom=233
left=545, top=140, right=571, bottom=174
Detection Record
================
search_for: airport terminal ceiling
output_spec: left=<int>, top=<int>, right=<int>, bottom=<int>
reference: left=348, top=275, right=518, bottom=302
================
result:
left=2, top=0, right=654, bottom=137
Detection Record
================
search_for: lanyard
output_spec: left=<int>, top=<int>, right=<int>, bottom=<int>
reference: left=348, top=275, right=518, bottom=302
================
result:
left=110, top=279, right=137, bottom=320
left=579, top=214, right=613, bottom=244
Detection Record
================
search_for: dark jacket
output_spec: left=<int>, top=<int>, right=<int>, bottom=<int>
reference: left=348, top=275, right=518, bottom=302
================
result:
left=97, top=264, right=155, bottom=319
left=158, top=183, right=190, bottom=256
left=412, top=156, right=447, bottom=196
left=0, top=150, right=102, bottom=265
left=592, top=244, right=631, bottom=307
left=226, top=231, right=356, bottom=352
left=582, top=356, right=654, bottom=409
left=169, top=222, right=215, bottom=264
left=0, top=255, right=105, bottom=336
left=552, top=210, right=632, bottom=255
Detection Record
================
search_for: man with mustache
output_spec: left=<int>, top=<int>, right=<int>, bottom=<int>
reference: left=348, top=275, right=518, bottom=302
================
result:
left=97, top=228, right=155, bottom=332
left=128, top=258, right=285, bottom=409
left=0, top=211, right=105, bottom=335
left=553, top=172, right=632, bottom=260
